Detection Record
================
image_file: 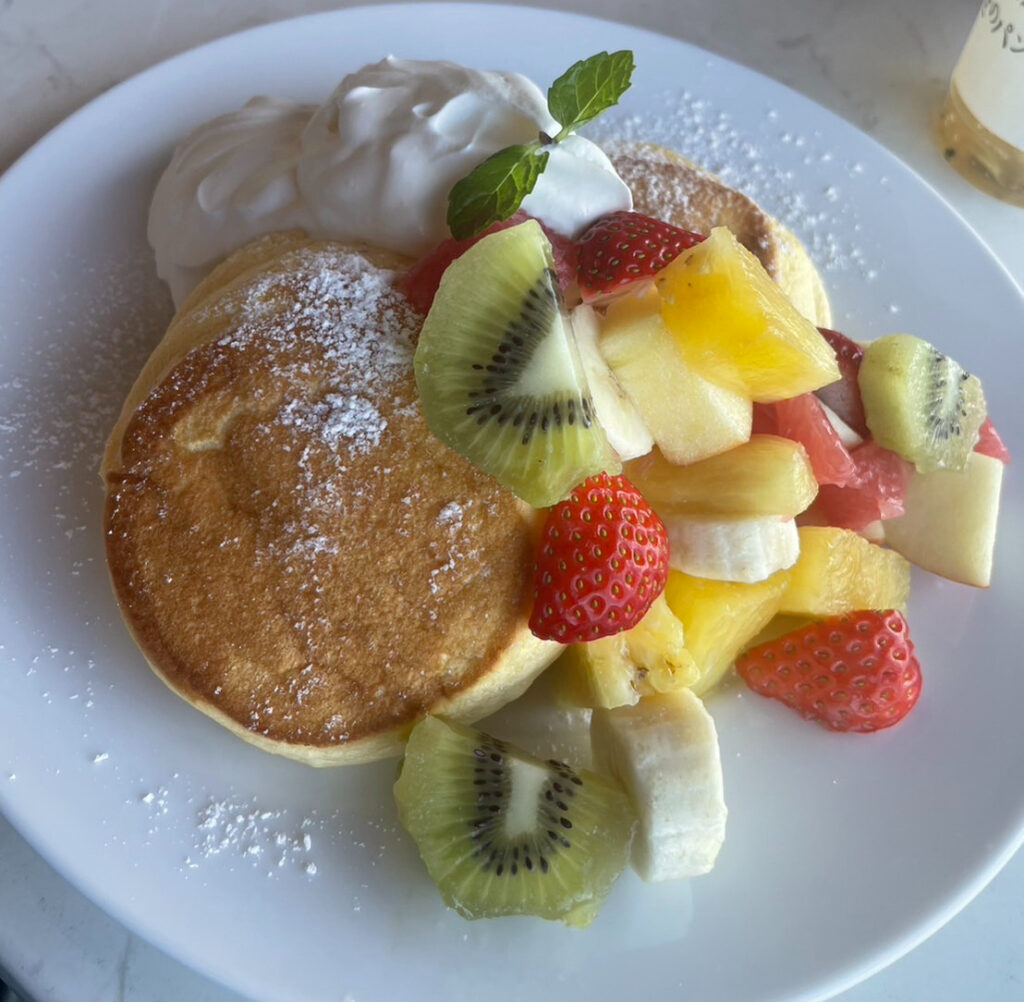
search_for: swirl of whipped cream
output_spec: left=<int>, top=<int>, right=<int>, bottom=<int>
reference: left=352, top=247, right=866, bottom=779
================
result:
left=149, top=58, right=632, bottom=305
left=298, top=57, right=632, bottom=254
left=148, top=96, right=317, bottom=306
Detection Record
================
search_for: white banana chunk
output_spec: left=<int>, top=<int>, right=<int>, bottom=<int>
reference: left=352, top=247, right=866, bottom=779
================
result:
left=570, top=304, right=654, bottom=461
left=665, top=513, right=799, bottom=583
left=592, top=690, right=726, bottom=881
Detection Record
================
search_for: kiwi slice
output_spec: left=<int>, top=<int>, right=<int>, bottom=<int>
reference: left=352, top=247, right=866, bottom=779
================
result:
left=858, top=333, right=987, bottom=473
left=413, top=220, right=619, bottom=508
left=394, top=716, right=636, bottom=927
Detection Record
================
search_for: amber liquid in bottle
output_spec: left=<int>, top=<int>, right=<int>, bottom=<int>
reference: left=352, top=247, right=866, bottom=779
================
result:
left=939, top=83, right=1024, bottom=208
left=937, top=3, right=1024, bottom=208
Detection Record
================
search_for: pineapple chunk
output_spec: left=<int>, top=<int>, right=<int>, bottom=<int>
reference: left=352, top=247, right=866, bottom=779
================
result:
left=600, top=289, right=752, bottom=465
left=657, top=227, right=840, bottom=402
left=552, top=595, right=699, bottom=709
left=743, top=614, right=817, bottom=651
left=627, top=436, right=819, bottom=518
left=665, top=569, right=792, bottom=696
left=553, top=636, right=638, bottom=709
left=781, top=526, right=911, bottom=616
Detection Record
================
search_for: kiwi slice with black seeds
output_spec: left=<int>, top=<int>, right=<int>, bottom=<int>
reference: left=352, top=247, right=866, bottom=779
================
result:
left=413, top=220, right=619, bottom=508
left=858, top=333, right=987, bottom=473
left=394, top=716, right=636, bottom=927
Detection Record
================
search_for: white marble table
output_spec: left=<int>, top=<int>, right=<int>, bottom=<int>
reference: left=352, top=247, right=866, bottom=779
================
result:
left=1, top=1, right=1021, bottom=1000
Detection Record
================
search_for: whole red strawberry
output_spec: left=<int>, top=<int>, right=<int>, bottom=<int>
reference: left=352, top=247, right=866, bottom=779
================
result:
left=530, top=473, right=669, bottom=643
left=736, top=610, right=921, bottom=733
left=576, top=211, right=704, bottom=303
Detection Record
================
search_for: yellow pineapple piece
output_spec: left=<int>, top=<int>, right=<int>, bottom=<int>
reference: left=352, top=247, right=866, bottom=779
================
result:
left=664, top=568, right=792, bottom=696
left=624, top=595, right=700, bottom=693
left=781, top=526, right=911, bottom=616
left=552, top=636, right=638, bottom=709
left=627, top=435, right=818, bottom=518
left=657, top=227, right=840, bottom=402
left=742, top=613, right=816, bottom=651
left=552, top=595, right=699, bottom=708
left=600, top=288, right=752, bottom=465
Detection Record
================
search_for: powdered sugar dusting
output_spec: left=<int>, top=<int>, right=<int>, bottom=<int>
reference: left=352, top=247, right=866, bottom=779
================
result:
left=429, top=499, right=473, bottom=598
left=176, top=246, right=420, bottom=584
left=279, top=391, right=386, bottom=457
left=593, top=90, right=875, bottom=279
left=188, top=797, right=318, bottom=875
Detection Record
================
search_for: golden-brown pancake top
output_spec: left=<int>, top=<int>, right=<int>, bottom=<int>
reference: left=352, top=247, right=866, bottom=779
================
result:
left=104, top=234, right=556, bottom=765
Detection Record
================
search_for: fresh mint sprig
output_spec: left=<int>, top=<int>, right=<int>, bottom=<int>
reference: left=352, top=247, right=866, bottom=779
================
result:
left=445, top=51, right=635, bottom=240
left=547, top=50, right=635, bottom=141
left=447, top=145, right=550, bottom=247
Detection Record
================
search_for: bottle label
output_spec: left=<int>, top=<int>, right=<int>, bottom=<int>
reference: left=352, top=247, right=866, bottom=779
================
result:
left=952, top=1, right=1024, bottom=150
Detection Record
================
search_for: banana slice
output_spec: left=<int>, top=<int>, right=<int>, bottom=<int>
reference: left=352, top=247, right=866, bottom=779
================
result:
left=591, top=690, right=727, bottom=881
left=664, top=513, right=799, bottom=583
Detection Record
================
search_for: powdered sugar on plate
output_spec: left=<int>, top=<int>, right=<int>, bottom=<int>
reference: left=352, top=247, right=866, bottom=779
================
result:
left=188, top=797, right=320, bottom=875
left=593, top=88, right=876, bottom=281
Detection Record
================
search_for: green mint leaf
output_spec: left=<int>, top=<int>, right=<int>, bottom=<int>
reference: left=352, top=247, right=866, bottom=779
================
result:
left=446, top=143, right=549, bottom=240
left=547, top=50, right=635, bottom=140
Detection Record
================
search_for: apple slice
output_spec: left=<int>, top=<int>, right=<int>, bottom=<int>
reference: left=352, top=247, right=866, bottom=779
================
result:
left=881, top=451, right=1004, bottom=587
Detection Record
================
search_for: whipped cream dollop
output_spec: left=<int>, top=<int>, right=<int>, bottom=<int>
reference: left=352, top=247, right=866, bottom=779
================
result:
left=149, top=57, right=632, bottom=306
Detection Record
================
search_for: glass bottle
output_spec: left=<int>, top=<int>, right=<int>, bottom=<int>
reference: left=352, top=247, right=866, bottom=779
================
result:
left=937, top=1, right=1024, bottom=207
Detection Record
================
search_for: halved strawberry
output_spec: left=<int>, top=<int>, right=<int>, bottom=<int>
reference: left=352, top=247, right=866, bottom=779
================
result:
left=530, top=473, right=669, bottom=644
left=736, top=609, right=922, bottom=733
left=576, top=211, right=704, bottom=304
left=397, top=211, right=578, bottom=314
left=814, top=328, right=868, bottom=437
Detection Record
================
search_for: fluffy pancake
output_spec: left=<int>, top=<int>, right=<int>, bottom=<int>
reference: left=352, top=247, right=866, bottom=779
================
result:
left=103, top=232, right=559, bottom=765
left=605, top=141, right=832, bottom=328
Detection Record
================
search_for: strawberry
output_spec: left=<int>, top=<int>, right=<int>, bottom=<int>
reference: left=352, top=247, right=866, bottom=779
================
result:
left=576, top=211, right=703, bottom=303
left=736, top=609, right=921, bottom=733
left=814, top=327, right=868, bottom=437
left=529, top=473, right=669, bottom=644
left=396, top=211, right=578, bottom=314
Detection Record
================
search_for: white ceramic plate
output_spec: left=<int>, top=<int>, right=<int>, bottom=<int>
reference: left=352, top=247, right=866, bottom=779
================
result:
left=0, top=6, right=1021, bottom=1002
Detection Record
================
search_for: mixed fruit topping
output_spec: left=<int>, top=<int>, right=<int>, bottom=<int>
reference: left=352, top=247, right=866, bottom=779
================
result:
left=392, top=53, right=1008, bottom=927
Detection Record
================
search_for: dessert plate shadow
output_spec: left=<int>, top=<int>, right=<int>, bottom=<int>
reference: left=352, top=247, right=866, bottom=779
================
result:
left=0, top=5, right=1022, bottom=1002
